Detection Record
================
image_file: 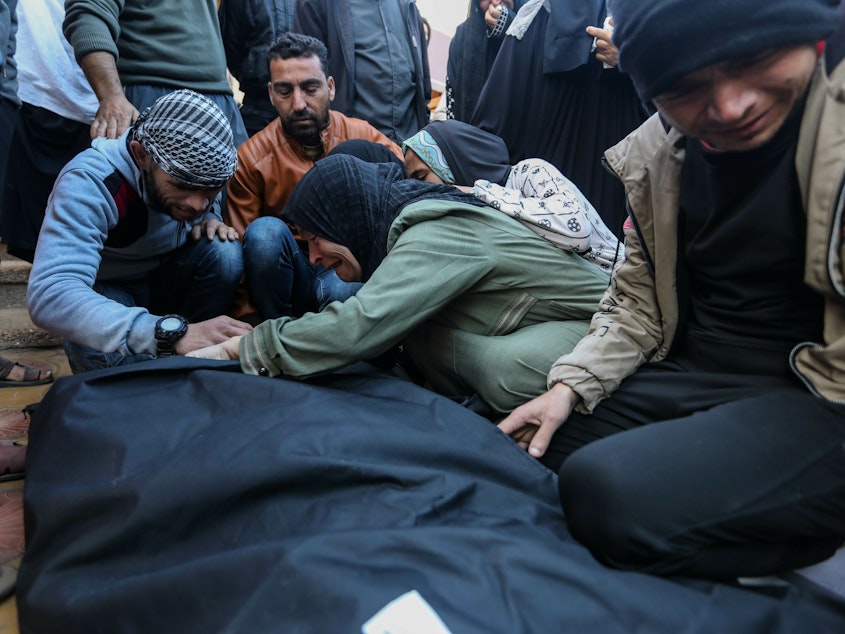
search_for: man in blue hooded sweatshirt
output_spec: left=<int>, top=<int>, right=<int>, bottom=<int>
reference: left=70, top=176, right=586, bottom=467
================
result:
left=28, top=90, right=253, bottom=373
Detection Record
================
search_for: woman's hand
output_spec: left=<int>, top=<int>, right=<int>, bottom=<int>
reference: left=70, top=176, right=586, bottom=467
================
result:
left=186, top=334, right=244, bottom=360
left=586, top=17, right=619, bottom=68
left=484, top=0, right=513, bottom=31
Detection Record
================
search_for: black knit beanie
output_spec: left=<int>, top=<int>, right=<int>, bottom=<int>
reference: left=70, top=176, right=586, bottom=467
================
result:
left=612, top=0, right=839, bottom=102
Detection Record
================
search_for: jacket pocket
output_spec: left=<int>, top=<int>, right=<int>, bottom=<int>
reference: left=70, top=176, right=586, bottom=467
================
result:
left=489, top=292, right=537, bottom=336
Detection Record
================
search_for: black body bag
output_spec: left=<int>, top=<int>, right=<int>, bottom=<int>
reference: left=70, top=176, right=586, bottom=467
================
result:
left=17, top=358, right=845, bottom=633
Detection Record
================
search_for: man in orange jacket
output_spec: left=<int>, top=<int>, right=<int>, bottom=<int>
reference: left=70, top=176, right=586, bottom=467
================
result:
left=226, top=32, right=401, bottom=321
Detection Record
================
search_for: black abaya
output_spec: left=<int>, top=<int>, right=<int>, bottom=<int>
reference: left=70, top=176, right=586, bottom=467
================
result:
left=471, top=8, right=648, bottom=237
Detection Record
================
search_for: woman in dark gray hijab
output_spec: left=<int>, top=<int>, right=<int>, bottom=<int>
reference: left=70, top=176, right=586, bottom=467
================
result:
left=284, top=153, right=480, bottom=281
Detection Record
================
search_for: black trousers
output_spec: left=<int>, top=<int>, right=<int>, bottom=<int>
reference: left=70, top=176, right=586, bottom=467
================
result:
left=550, top=359, right=845, bottom=579
left=1, top=103, right=90, bottom=261
left=0, top=98, right=16, bottom=217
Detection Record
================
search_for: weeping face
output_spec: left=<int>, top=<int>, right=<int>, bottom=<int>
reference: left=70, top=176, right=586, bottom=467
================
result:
left=403, top=148, right=446, bottom=184
left=652, top=44, right=817, bottom=152
left=299, top=228, right=363, bottom=282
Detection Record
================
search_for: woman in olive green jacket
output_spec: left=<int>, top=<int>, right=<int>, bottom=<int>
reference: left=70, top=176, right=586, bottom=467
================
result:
left=191, top=154, right=609, bottom=414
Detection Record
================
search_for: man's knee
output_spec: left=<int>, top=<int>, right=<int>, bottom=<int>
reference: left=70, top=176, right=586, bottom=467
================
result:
left=243, top=217, right=299, bottom=268
left=197, top=237, right=244, bottom=286
left=62, top=339, right=155, bottom=374
left=243, top=216, right=295, bottom=251
left=558, top=446, right=672, bottom=571
left=314, top=268, right=362, bottom=310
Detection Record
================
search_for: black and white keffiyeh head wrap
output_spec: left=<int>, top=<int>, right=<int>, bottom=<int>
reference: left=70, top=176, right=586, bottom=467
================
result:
left=130, top=89, right=238, bottom=189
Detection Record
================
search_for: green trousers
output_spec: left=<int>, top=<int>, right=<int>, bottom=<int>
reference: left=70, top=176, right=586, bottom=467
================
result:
left=407, top=319, right=590, bottom=415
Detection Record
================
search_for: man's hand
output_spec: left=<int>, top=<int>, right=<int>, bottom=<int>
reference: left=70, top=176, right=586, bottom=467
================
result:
left=484, top=0, right=511, bottom=30
left=586, top=18, right=619, bottom=68
left=79, top=52, right=139, bottom=139
left=174, top=317, right=252, bottom=356
left=498, top=382, right=580, bottom=458
left=91, top=93, right=140, bottom=139
left=186, top=334, right=244, bottom=361
left=191, top=219, right=239, bottom=242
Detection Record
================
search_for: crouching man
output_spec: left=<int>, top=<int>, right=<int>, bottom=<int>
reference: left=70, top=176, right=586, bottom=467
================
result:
left=28, top=89, right=253, bottom=372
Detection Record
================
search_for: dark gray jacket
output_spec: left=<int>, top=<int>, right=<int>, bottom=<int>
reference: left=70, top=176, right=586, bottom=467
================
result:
left=293, top=0, right=431, bottom=140
left=0, top=0, right=19, bottom=107
left=219, top=0, right=295, bottom=133
left=218, top=0, right=296, bottom=108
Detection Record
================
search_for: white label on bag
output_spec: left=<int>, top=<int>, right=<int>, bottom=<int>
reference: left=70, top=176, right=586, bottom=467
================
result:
left=362, top=590, right=453, bottom=634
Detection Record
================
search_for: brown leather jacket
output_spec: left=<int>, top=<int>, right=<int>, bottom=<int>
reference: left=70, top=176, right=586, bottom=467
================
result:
left=226, top=109, right=401, bottom=237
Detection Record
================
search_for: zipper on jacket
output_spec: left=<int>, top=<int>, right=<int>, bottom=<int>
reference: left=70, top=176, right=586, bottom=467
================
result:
left=787, top=171, right=845, bottom=405
left=176, top=222, right=186, bottom=248
left=601, top=155, right=655, bottom=276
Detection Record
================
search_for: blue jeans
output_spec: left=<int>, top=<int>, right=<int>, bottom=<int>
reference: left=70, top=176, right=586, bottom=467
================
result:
left=64, top=235, right=244, bottom=373
left=242, top=217, right=362, bottom=320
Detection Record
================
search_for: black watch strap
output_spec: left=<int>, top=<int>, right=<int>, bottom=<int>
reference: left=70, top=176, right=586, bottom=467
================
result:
left=155, top=314, right=189, bottom=356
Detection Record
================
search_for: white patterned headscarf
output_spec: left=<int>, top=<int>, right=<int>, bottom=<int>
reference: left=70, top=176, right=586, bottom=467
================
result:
left=506, top=0, right=548, bottom=39
left=130, top=89, right=238, bottom=189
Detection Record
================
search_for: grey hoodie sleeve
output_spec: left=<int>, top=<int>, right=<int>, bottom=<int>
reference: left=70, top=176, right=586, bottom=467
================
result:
left=27, top=154, right=160, bottom=357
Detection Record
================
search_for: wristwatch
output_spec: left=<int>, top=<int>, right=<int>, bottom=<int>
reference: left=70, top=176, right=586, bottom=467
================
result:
left=154, top=314, right=189, bottom=356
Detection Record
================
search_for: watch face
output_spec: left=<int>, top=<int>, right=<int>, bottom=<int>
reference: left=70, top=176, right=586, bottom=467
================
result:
left=160, top=316, right=184, bottom=332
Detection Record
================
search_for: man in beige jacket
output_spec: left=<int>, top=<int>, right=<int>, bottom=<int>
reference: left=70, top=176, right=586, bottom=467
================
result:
left=500, top=0, right=845, bottom=580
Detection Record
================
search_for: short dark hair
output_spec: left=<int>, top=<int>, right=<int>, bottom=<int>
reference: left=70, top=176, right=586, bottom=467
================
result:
left=267, top=32, right=330, bottom=77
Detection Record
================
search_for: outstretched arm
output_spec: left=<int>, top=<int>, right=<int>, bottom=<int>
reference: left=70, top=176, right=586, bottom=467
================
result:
left=183, top=330, right=246, bottom=359
left=238, top=217, right=494, bottom=379
left=64, top=0, right=137, bottom=138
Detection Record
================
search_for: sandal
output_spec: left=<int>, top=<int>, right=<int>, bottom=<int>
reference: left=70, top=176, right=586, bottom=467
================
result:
left=0, top=357, right=53, bottom=388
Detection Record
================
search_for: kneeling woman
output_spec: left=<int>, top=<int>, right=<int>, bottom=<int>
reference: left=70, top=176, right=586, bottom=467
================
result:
left=191, top=154, right=609, bottom=414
